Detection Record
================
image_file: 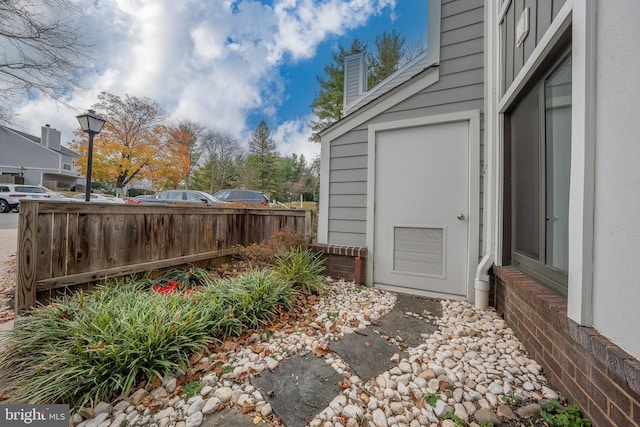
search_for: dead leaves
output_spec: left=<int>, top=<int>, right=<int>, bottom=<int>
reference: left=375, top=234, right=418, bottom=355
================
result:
left=312, top=342, right=332, bottom=357
left=338, top=379, right=351, bottom=389
left=409, top=387, right=425, bottom=409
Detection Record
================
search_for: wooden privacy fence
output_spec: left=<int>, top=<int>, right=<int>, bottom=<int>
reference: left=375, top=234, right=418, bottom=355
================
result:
left=16, top=201, right=312, bottom=314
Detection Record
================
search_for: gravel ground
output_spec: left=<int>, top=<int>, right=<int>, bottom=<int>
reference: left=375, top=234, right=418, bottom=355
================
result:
left=58, top=280, right=561, bottom=427
left=0, top=226, right=562, bottom=426
left=0, top=228, right=16, bottom=323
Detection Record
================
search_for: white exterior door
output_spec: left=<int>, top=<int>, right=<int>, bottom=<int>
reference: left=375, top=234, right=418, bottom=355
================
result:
left=373, top=121, right=470, bottom=297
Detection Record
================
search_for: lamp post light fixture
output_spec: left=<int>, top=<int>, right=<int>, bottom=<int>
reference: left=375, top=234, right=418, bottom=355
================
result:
left=76, top=109, right=107, bottom=202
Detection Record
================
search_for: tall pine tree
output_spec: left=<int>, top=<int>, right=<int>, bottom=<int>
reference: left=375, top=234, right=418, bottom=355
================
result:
left=247, top=120, right=278, bottom=195
left=309, top=37, right=367, bottom=142
left=367, top=30, right=406, bottom=88
left=310, top=31, right=412, bottom=141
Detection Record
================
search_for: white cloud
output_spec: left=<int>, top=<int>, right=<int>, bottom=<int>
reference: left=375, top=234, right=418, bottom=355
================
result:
left=273, top=115, right=320, bottom=163
left=8, top=0, right=394, bottom=155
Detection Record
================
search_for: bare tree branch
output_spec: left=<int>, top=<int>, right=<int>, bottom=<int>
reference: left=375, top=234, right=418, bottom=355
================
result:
left=0, top=0, right=90, bottom=124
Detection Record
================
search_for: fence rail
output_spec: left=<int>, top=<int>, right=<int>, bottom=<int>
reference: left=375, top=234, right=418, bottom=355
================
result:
left=16, top=201, right=312, bottom=314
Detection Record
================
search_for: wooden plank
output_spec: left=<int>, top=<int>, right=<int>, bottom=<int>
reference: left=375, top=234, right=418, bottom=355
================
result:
left=50, top=213, right=67, bottom=279
left=16, top=201, right=39, bottom=314
left=102, top=212, right=113, bottom=267
left=76, top=213, right=90, bottom=273
left=65, top=213, right=78, bottom=276
left=35, top=248, right=240, bottom=291
left=111, top=213, right=126, bottom=266
left=35, top=213, right=52, bottom=281
left=86, top=213, right=103, bottom=272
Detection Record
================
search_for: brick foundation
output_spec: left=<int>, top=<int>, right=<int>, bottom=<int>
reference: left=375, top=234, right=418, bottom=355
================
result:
left=494, top=266, right=640, bottom=427
left=310, top=243, right=367, bottom=284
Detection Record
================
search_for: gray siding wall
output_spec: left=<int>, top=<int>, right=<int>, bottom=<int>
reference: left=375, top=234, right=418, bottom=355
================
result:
left=327, top=0, right=485, bottom=247
left=0, top=128, right=60, bottom=169
left=501, top=0, right=567, bottom=95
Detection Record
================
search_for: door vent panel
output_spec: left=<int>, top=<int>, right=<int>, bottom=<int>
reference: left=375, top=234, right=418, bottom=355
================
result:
left=393, top=226, right=445, bottom=278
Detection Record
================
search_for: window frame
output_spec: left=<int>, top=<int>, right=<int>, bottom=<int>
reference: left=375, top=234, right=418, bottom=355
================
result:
left=506, top=49, right=572, bottom=295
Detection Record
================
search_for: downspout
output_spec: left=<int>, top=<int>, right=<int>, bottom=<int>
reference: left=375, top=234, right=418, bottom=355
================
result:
left=475, top=254, right=493, bottom=310
left=475, top=0, right=498, bottom=311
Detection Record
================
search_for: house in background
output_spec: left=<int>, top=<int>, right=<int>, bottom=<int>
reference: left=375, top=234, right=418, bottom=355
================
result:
left=0, top=124, right=81, bottom=190
left=315, top=1, right=640, bottom=426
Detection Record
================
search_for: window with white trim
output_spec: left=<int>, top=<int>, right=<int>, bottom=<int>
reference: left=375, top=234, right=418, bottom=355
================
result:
left=506, top=51, right=572, bottom=294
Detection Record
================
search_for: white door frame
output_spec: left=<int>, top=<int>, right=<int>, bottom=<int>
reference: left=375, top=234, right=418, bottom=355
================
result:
left=366, top=110, right=481, bottom=301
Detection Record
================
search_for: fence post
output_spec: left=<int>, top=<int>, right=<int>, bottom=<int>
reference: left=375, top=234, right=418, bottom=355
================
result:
left=15, top=201, right=39, bottom=314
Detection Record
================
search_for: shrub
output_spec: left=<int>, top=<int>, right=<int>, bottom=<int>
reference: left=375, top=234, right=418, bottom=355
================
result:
left=0, top=286, right=212, bottom=410
left=0, top=268, right=296, bottom=411
left=236, top=230, right=306, bottom=264
left=200, top=269, right=295, bottom=334
left=273, top=247, right=326, bottom=294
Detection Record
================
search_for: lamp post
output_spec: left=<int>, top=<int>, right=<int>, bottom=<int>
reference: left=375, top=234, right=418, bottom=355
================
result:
left=76, top=109, right=107, bottom=202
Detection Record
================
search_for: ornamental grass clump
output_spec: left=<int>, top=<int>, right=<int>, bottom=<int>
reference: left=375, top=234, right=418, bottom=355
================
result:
left=273, top=247, right=327, bottom=294
left=200, top=269, right=295, bottom=335
left=0, top=265, right=299, bottom=411
left=0, top=285, right=213, bottom=410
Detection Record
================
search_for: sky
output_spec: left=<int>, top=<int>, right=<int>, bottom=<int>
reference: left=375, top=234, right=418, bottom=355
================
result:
left=10, top=0, right=428, bottom=163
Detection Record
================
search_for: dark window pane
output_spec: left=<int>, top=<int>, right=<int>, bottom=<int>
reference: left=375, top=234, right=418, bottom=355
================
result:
left=512, top=86, right=540, bottom=259
left=545, top=56, right=572, bottom=272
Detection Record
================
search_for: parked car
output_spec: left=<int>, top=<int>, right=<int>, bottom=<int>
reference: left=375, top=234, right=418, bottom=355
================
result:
left=0, top=184, right=51, bottom=213
left=46, top=191, right=78, bottom=201
left=212, top=189, right=269, bottom=205
left=72, top=193, right=126, bottom=204
left=126, top=190, right=222, bottom=206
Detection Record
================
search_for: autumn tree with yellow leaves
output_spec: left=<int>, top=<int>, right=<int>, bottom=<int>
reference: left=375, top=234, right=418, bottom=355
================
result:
left=71, top=91, right=174, bottom=191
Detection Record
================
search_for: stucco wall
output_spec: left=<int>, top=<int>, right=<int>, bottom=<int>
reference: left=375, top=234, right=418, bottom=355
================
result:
left=591, top=0, right=640, bottom=360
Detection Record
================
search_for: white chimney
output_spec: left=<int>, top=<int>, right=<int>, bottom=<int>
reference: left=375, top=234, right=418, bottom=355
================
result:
left=343, top=51, right=367, bottom=114
left=41, top=125, right=61, bottom=151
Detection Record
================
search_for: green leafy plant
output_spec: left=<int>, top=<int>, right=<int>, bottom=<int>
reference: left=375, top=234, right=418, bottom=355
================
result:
left=424, top=392, right=441, bottom=407
left=120, top=266, right=212, bottom=292
left=501, top=395, right=517, bottom=405
left=161, top=266, right=213, bottom=288
left=478, top=422, right=494, bottom=427
left=200, top=269, right=295, bottom=335
left=220, top=365, right=235, bottom=375
left=182, top=381, right=203, bottom=399
left=443, top=413, right=466, bottom=426
left=0, top=268, right=296, bottom=411
left=541, top=398, right=591, bottom=427
left=273, top=247, right=326, bottom=293
left=0, top=285, right=213, bottom=410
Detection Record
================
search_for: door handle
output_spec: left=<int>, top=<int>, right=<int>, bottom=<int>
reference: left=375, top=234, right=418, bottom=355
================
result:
left=457, top=214, right=465, bottom=221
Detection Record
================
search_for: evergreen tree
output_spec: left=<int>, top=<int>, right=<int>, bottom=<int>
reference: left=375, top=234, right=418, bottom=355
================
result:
left=309, top=37, right=367, bottom=142
left=247, top=120, right=278, bottom=194
left=367, top=30, right=406, bottom=88
left=310, top=31, right=412, bottom=141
